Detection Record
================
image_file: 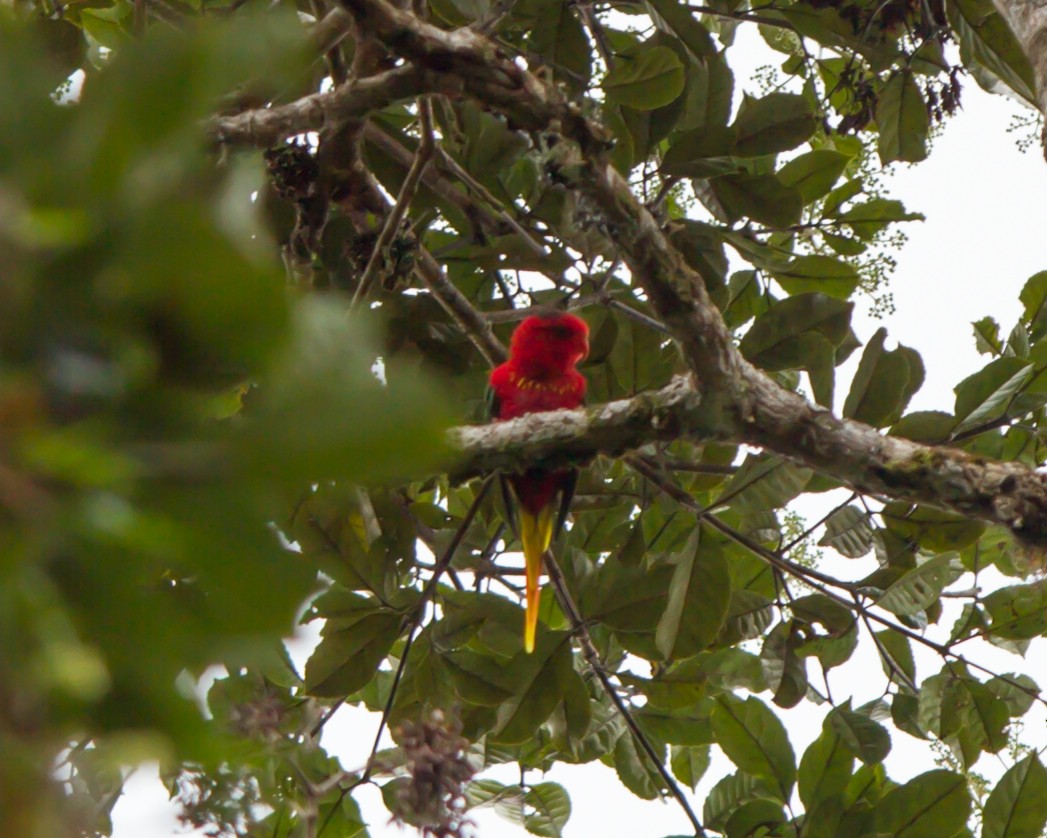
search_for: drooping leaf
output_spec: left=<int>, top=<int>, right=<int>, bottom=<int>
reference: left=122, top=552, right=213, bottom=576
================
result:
left=740, top=293, right=853, bottom=370
left=710, top=172, right=804, bottom=228
left=730, top=92, right=818, bottom=156
left=876, top=70, right=929, bottom=164
left=946, top=0, right=1036, bottom=105
left=843, top=327, right=924, bottom=427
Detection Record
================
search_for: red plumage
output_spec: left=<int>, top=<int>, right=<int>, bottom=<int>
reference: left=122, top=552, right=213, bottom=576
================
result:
left=489, top=312, right=589, bottom=652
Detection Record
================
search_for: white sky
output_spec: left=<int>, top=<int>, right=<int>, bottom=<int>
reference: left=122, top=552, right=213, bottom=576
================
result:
left=110, top=30, right=1047, bottom=838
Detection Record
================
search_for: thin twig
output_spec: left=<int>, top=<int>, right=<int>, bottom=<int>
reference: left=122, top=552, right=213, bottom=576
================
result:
left=316, top=478, right=493, bottom=836
left=542, top=551, right=707, bottom=837
left=351, top=98, right=436, bottom=308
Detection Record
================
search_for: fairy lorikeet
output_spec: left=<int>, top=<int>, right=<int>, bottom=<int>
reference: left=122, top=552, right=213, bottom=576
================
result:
left=489, top=312, right=589, bottom=652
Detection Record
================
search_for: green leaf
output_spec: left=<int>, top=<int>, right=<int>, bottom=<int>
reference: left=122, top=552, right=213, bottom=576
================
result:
left=947, top=0, right=1036, bottom=104
left=644, top=0, right=716, bottom=60
left=740, top=293, right=853, bottom=370
left=953, top=357, right=1033, bottom=436
left=984, top=580, right=1047, bottom=640
left=304, top=600, right=404, bottom=697
left=661, top=126, right=738, bottom=177
left=730, top=92, right=818, bottom=156
left=493, top=632, right=574, bottom=743
left=710, top=172, right=804, bottom=228
left=829, top=705, right=891, bottom=765
left=1019, top=271, right=1047, bottom=341
left=703, top=772, right=782, bottom=830
left=655, top=527, right=731, bottom=660
left=777, top=148, right=851, bottom=203
left=773, top=254, right=860, bottom=299
left=527, top=0, right=590, bottom=92
left=798, top=725, right=853, bottom=809
left=604, top=46, right=685, bottom=110
left=711, top=695, right=796, bottom=799
left=671, top=745, right=711, bottom=791
left=876, top=70, right=929, bottom=165
left=818, top=505, right=874, bottom=558
left=884, top=504, right=986, bottom=553
left=941, top=677, right=1009, bottom=766
left=982, top=754, right=1047, bottom=838
left=719, top=454, right=812, bottom=513
left=874, top=553, right=964, bottom=617
left=832, top=198, right=924, bottom=240
left=874, top=629, right=916, bottom=686
left=870, top=769, right=971, bottom=837
left=973, top=316, right=1003, bottom=355
left=524, top=782, right=571, bottom=837
left=843, top=327, right=924, bottom=427
left=613, top=730, right=664, bottom=800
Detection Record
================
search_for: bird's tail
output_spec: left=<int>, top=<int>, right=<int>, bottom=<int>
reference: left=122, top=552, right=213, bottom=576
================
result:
left=519, top=505, right=556, bottom=653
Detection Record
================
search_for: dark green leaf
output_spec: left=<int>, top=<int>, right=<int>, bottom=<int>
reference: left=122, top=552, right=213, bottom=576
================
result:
left=710, top=172, right=804, bottom=228
left=798, top=725, right=853, bottom=809
left=773, top=254, right=860, bottom=299
left=876, top=70, right=929, bottom=164
left=730, top=92, right=818, bottom=156
left=829, top=705, right=891, bottom=764
left=740, top=293, right=853, bottom=369
left=843, top=327, right=924, bottom=427
left=777, top=149, right=851, bottom=203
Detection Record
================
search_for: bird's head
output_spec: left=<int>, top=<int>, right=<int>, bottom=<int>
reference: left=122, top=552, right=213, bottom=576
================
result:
left=510, top=311, right=590, bottom=372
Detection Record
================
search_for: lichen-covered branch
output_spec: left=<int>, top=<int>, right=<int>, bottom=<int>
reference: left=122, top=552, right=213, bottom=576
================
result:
left=207, top=63, right=433, bottom=147
left=448, top=376, right=707, bottom=480
left=280, top=0, right=1047, bottom=546
left=449, top=384, right=1047, bottom=546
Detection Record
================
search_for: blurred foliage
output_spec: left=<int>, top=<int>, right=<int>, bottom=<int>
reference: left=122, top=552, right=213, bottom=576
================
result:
left=2, top=0, right=1047, bottom=836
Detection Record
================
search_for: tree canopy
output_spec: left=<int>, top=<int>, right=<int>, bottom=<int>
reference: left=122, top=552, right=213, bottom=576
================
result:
left=4, top=0, right=1047, bottom=835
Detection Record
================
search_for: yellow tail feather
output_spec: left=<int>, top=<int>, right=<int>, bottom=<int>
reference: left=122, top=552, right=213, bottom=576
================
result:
left=519, top=505, right=556, bottom=653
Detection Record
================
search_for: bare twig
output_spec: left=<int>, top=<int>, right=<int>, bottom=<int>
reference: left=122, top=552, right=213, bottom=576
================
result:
left=351, top=98, right=436, bottom=308
left=542, top=551, right=707, bottom=837
left=316, top=477, right=492, bottom=836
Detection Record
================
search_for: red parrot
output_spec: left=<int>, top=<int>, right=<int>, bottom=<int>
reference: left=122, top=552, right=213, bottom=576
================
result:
left=489, top=312, right=589, bottom=653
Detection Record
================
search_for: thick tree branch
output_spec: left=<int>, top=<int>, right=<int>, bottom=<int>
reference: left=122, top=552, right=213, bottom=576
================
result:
left=450, top=383, right=1047, bottom=547
left=339, top=0, right=1047, bottom=546
left=208, top=63, right=435, bottom=147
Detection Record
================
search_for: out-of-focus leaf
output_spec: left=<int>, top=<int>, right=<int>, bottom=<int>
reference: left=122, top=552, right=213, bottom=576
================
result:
left=730, top=92, right=818, bottom=156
